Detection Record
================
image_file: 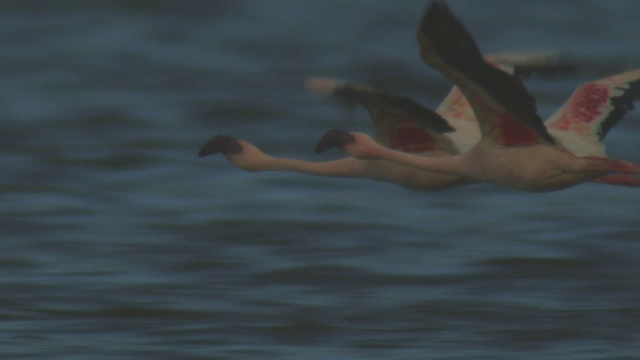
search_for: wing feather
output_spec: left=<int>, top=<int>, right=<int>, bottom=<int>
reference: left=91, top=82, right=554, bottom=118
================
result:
left=418, top=1, right=555, bottom=146
left=306, top=77, right=458, bottom=153
left=546, top=69, right=640, bottom=156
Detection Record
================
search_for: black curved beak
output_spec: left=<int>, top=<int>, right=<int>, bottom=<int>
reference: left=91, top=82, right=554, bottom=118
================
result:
left=198, top=134, right=243, bottom=157
left=314, top=129, right=354, bottom=154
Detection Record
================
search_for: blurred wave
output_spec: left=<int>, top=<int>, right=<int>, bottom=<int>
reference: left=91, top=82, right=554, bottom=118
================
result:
left=2, top=0, right=640, bottom=358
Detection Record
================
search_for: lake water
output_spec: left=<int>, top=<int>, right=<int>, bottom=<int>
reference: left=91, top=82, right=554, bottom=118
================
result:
left=2, top=1, right=640, bottom=359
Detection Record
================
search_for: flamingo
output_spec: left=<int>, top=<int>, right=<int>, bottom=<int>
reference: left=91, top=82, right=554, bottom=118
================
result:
left=199, top=53, right=570, bottom=191
left=198, top=88, right=468, bottom=191
left=315, top=1, right=640, bottom=191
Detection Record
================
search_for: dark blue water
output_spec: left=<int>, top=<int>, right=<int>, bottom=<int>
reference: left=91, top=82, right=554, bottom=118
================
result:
left=2, top=1, right=640, bottom=359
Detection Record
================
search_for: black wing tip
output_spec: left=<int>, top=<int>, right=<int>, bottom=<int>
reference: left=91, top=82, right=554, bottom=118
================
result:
left=198, top=134, right=243, bottom=157
left=541, top=129, right=557, bottom=145
left=332, top=86, right=372, bottom=112
left=420, top=1, right=466, bottom=41
left=393, top=97, right=455, bottom=133
left=418, top=0, right=485, bottom=68
left=599, top=79, right=640, bottom=140
left=334, top=87, right=455, bottom=134
left=420, top=1, right=554, bottom=145
left=420, top=1, right=453, bottom=33
left=439, top=121, right=456, bottom=133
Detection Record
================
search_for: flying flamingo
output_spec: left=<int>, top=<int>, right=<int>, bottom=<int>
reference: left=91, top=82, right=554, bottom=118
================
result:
left=199, top=83, right=468, bottom=191
left=316, top=1, right=640, bottom=191
left=199, top=53, right=569, bottom=191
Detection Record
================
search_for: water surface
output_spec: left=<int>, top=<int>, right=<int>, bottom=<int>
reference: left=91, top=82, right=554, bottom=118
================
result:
left=2, top=1, right=640, bottom=359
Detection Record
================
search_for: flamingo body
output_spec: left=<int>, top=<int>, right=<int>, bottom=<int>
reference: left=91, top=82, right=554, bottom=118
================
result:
left=200, top=134, right=468, bottom=191
left=201, top=1, right=640, bottom=192
left=200, top=56, right=559, bottom=192
left=314, top=1, right=640, bottom=191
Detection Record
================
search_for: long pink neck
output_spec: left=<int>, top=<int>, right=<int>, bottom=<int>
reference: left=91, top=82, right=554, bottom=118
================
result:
left=368, top=146, right=467, bottom=178
left=245, top=156, right=365, bottom=178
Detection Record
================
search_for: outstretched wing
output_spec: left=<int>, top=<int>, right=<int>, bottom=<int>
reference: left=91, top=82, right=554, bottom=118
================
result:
left=418, top=1, right=555, bottom=146
left=437, top=51, right=573, bottom=126
left=306, top=77, right=458, bottom=154
left=546, top=69, right=640, bottom=156
left=484, top=51, right=577, bottom=79
left=434, top=51, right=575, bottom=153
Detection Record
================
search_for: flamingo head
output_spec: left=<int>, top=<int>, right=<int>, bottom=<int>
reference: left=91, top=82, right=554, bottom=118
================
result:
left=199, top=134, right=243, bottom=157
left=315, top=129, right=380, bottom=160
